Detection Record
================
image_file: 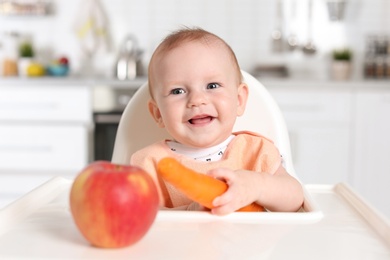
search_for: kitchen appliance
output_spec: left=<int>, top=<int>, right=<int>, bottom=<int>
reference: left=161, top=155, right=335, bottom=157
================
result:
left=93, top=87, right=137, bottom=161
left=115, top=34, right=143, bottom=80
left=326, top=0, right=347, bottom=21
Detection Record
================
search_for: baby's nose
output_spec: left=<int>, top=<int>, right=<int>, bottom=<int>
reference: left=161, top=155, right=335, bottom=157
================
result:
left=187, top=90, right=207, bottom=107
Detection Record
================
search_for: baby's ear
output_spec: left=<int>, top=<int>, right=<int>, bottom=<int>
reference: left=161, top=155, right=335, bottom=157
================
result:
left=148, top=99, right=165, bottom=127
left=237, top=83, right=249, bottom=116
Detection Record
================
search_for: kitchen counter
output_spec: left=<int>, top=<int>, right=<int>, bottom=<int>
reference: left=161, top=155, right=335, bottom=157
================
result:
left=0, top=177, right=389, bottom=259
left=0, top=76, right=389, bottom=90
left=261, top=78, right=390, bottom=90
left=0, top=76, right=148, bottom=89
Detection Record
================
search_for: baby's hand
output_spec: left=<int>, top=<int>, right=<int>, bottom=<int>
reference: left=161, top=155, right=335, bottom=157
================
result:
left=207, top=168, right=261, bottom=216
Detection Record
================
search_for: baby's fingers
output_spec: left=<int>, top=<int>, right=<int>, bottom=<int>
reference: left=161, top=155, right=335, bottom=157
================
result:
left=211, top=188, right=238, bottom=216
left=211, top=204, right=236, bottom=216
left=207, top=168, right=236, bottom=183
left=212, top=189, right=233, bottom=208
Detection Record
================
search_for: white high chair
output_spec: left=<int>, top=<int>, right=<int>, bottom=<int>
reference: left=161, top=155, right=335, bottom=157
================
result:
left=111, top=71, right=297, bottom=178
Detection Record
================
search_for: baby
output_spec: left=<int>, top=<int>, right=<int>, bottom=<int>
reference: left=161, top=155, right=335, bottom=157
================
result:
left=131, top=27, right=304, bottom=215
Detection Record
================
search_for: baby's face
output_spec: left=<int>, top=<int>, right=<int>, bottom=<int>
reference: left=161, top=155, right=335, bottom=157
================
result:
left=148, top=40, right=248, bottom=148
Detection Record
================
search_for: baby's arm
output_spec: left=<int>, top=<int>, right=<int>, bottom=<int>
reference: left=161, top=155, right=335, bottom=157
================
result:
left=208, top=166, right=304, bottom=216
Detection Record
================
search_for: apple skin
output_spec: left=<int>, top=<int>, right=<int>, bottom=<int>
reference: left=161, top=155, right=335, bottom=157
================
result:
left=69, top=161, right=159, bottom=248
left=59, top=56, right=69, bottom=66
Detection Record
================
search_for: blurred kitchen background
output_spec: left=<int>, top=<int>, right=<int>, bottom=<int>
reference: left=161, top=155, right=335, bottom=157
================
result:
left=0, top=0, right=389, bottom=79
left=0, top=0, right=390, bottom=218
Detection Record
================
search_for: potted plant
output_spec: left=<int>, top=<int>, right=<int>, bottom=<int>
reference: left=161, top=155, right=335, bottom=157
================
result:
left=18, top=41, right=35, bottom=76
left=331, top=48, right=353, bottom=80
left=19, top=41, right=34, bottom=58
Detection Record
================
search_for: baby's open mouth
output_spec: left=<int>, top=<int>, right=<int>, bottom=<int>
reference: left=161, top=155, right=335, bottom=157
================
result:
left=189, top=115, right=214, bottom=125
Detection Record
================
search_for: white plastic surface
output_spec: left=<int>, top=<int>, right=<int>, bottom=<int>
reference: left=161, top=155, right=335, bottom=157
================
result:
left=152, top=184, right=322, bottom=224
left=0, top=178, right=389, bottom=259
left=0, top=177, right=322, bottom=225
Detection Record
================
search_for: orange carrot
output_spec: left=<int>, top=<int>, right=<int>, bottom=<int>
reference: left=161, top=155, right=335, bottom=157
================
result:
left=157, top=157, right=264, bottom=212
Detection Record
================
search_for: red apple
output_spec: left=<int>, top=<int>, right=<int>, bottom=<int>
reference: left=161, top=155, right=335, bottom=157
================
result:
left=69, top=161, right=159, bottom=248
left=59, top=56, right=69, bottom=66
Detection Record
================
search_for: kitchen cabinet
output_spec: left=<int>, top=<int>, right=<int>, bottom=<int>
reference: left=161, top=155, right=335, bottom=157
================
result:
left=352, top=90, right=390, bottom=218
left=0, top=83, right=92, bottom=207
left=266, top=81, right=390, bottom=218
left=0, top=125, right=88, bottom=171
left=268, top=88, right=353, bottom=185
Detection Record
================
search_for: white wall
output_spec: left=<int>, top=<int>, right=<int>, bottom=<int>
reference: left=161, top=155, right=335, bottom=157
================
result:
left=0, top=0, right=389, bottom=78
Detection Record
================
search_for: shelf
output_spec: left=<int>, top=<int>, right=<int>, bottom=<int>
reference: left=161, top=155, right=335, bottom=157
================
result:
left=0, top=1, right=51, bottom=16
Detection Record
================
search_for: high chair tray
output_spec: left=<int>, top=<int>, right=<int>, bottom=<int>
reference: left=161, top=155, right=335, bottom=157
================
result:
left=0, top=177, right=389, bottom=259
left=0, top=177, right=323, bottom=226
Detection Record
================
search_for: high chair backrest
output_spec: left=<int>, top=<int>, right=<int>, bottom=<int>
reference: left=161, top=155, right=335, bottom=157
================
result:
left=111, top=71, right=296, bottom=177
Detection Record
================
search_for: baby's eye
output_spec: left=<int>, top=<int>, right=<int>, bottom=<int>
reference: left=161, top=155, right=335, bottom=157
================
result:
left=170, top=88, right=185, bottom=95
left=207, top=83, right=220, bottom=89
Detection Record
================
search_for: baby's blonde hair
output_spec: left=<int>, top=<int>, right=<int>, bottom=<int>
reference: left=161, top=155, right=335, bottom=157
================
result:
left=148, top=27, right=243, bottom=97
